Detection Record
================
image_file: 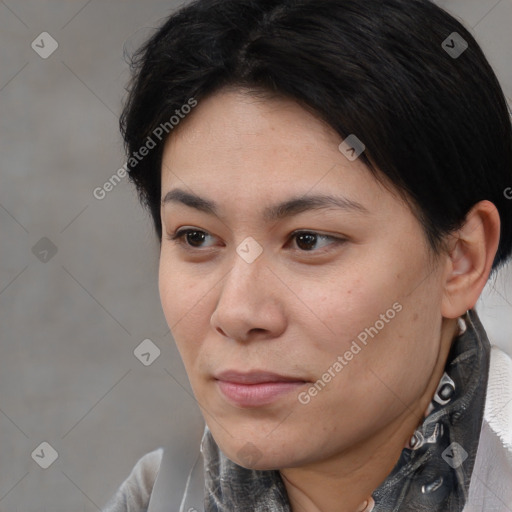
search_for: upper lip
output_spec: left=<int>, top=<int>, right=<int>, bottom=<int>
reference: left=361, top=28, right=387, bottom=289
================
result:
left=214, top=370, right=307, bottom=384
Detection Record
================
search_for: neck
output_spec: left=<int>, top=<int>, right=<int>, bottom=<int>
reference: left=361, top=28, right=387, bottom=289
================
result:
left=280, top=319, right=458, bottom=512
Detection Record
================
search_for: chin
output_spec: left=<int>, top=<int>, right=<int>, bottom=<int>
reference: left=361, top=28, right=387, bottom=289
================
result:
left=232, top=450, right=293, bottom=471
left=214, top=433, right=304, bottom=471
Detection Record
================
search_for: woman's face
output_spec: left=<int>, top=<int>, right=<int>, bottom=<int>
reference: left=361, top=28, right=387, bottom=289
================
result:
left=159, top=88, right=451, bottom=470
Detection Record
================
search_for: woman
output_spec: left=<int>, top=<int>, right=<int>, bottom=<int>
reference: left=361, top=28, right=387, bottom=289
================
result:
left=103, top=0, right=512, bottom=510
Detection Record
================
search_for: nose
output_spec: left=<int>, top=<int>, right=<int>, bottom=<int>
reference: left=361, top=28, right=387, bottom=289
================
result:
left=210, top=249, right=287, bottom=343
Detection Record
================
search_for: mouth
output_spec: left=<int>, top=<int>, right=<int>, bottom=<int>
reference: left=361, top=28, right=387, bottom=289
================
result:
left=214, top=370, right=309, bottom=407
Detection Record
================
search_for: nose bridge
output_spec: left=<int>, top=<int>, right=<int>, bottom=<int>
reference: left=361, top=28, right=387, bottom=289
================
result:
left=209, top=248, right=264, bottom=338
left=222, top=241, right=267, bottom=301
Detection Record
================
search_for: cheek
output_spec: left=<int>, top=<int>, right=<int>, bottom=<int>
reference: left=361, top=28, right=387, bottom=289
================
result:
left=158, top=259, right=181, bottom=327
left=305, top=259, right=443, bottom=400
left=300, top=314, right=440, bottom=448
left=158, top=257, right=207, bottom=359
left=323, top=286, right=443, bottom=421
left=158, top=252, right=208, bottom=323
left=304, top=271, right=402, bottom=355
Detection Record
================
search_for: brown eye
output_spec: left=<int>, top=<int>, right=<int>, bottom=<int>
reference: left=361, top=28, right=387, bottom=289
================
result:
left=166, top=228, right=346, bottom=255
left=290, top=231, right=345, bottom=252
left=295, top=232, right=318, bottom=251
left=183, top=230, right=207, bottom=247
left=167, top=229, right=216, bottom=248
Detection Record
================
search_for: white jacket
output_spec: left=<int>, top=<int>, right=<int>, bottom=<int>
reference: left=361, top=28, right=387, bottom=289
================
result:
left=464, top=346, right=512, bottom=510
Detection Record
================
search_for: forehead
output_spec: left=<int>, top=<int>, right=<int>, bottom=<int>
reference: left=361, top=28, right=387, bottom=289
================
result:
left=160, top=88, right=402, bottom=219
left=164, top=88, right=340, bottom=161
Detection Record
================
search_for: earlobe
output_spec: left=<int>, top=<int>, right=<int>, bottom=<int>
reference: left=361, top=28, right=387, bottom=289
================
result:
left=441, top=200, right=501, bottom=319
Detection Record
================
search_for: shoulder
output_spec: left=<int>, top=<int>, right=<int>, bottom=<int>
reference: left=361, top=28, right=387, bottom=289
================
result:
left=102, top=448, right=164, bottom=512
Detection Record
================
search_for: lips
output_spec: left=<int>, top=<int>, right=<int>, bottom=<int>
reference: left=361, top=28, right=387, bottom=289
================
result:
left=214, top=370, right=308, bottom=407
left=215, top=370, right=307, bottom=384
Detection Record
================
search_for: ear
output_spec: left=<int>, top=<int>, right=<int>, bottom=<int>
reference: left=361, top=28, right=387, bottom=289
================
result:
left=441, top=200, right=501, bottom=319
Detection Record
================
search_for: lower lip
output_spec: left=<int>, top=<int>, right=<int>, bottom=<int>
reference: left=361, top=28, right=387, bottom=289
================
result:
left=216, top=380, right=306, bottom=407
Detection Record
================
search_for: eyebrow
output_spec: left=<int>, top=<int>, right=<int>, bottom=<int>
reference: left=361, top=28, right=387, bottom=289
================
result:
left=161, top=188, right=369, bottom=222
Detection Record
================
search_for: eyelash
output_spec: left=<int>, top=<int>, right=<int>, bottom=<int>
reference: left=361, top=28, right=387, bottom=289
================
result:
left=166, top=228, right=346, bottom=254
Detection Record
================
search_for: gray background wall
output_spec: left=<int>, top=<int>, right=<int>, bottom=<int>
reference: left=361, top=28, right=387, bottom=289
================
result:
left=1, top=0, right=511, bottom=510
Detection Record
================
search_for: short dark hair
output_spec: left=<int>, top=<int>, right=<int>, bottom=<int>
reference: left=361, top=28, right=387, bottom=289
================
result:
left=120, top=0, right=512, bottom=270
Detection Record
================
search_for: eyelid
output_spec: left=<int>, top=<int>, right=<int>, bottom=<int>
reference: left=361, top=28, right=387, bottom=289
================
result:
left=166, top=227, right=346, bottom=253
left=166, top=227, right=219, bottom=250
